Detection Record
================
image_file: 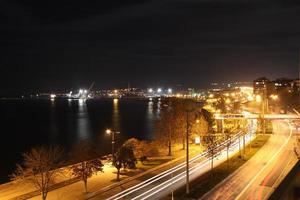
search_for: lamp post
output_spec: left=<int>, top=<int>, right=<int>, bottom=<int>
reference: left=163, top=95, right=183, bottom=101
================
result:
left=185, top=110, right=200, bottom=195
left=186, top=110, right=190, bottom=194
left=106, top=129, right=120, bottom=163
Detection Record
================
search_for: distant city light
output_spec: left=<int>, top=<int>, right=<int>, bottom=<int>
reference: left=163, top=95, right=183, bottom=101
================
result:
left=78, top=98, right=84, bottom=105
left=79, top=89, right=83, bottom=94
left=84, top=90, right=87, bottom=94
left=148, top=88, right=153, bottom=93
left=50, top=94, right=56, bottom=99
left=168, top=88, right=172, bottom=93
left=157, top=88, right=162, bottom=93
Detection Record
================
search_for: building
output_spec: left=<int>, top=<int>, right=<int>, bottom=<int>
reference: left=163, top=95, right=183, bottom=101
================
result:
left=273, top=78, right=293, bottom=93
left=291, top=79, right=300, bottom=93
left=253, top=77, right=275, bottom=96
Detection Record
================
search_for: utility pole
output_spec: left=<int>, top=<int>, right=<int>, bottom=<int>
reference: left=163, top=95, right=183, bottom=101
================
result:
left=298, top=49, right=300, bottom=106
left=221, top=118, right=224, bottom=136
left=262, top=87, right=266, bottom=134
left=186, top=111, right=190, bottom=194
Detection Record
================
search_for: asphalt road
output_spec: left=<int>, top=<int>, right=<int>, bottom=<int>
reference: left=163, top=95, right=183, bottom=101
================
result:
left=201, top=120, right=297, bottom=200
left=89, top=130, right=255, bottom=200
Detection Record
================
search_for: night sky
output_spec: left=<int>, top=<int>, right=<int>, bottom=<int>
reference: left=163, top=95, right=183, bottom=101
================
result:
left=1, top=0, right=300, bottom=95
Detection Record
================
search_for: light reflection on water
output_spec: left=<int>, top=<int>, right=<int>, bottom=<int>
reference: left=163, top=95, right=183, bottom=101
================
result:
left=76, top=99, right=91, bottom=140
left=0, top=98, right=160, bottom=183
left=112, top=98, right=120, bottom=131
left=146, top=100, right=155, bottom=138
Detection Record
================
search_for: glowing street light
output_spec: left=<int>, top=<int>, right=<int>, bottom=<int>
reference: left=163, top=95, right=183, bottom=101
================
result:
left=225, top=99, right=231, bottom=104
left=168, top=88, right=172, bottom=93
left=270, top=94, right=279, bottom=100
left=106, top=129, right=120, bottom=163
left=148, top=88, right=153, bottom=93
left=256, top=95, right=262, bottom=103
left=157, top=88, right=162, bottom=93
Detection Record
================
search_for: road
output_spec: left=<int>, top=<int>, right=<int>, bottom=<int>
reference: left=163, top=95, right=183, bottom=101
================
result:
left=201, top=120, right=297, bottom=200
left=88, top=130, right=256, bottom=200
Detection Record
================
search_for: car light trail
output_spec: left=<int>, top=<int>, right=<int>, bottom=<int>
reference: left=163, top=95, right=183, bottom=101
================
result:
left=235, top=121, right=293, bottom=200
left=137, top=133, right=254, bottom=200
left=105, top=130, right=255, bottom=200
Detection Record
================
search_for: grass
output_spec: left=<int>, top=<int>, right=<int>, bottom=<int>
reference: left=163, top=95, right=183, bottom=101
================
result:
left=163, top=134, right=270, bottom=200
left=135, top=159, right=170, bottom=171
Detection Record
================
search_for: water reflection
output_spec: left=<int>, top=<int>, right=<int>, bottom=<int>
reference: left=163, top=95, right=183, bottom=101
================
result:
left=112, top=98, right=121, bottom=131
left=146, top=99, right=155, bottom=139
left=49, top=100, right=58, bottom=142
left=68, top=98, right=72, bottom=106
left=156, top=98, right=161, bottom=117
left=76, top=99, right=91, bottom=140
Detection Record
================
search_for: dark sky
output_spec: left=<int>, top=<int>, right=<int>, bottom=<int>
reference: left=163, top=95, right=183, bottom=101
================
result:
left=1, top=0, right=300, bottom=95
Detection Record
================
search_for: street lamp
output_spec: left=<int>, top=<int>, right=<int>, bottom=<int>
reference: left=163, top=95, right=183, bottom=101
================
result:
left=185, top=112, right=200, bottom=194
left=256, top=95, right=262, bottom=103
left=270, top=94, right=279, bottom=101
left=106, top=129, right=120, bottom=162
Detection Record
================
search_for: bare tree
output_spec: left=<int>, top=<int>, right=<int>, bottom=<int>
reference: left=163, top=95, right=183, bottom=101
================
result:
left=11, top=146, right=64, bottom=200
left=205, top=133, right=218, bottom=176
left=156, top=99, right=177, bottom=155
left=70, top=159, right=103, bottom=193
left=224, top=130, right=233, bottom=170
left=69, top=140, right=104, bottom=193
left=201, top=109, right=218, bottom=175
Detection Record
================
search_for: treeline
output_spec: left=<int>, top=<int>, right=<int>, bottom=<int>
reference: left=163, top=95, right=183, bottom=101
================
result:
left=155, top=98, right=214, bottom=156
left=10, top=98, right=216, bottom=200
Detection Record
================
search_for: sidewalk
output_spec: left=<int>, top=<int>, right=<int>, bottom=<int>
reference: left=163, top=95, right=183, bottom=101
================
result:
left=0, top=144, right=202, bottom=200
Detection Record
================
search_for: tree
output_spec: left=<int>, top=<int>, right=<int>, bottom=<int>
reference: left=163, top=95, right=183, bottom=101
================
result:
left=215, top=97, right=226, bottom=113
left=155, top=99, right=177, bottom=155
left=123, top=138, right=143, bottom=158
left=204, top=133, right=218, bottom=176
left=11, top=146, right=64, bottom=200
left=114, top=145, right=137, bottom=181
left=69, top=140, right=104, bottom=193
left=70, top=159, right=103, bottom=193
left=224, top=130, right=233, bottom=170
left=123, top=138, right=154, bottom=162
left=201, top=109, right=218, bottom=175
left=190, top=115, right=209, bottom=140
